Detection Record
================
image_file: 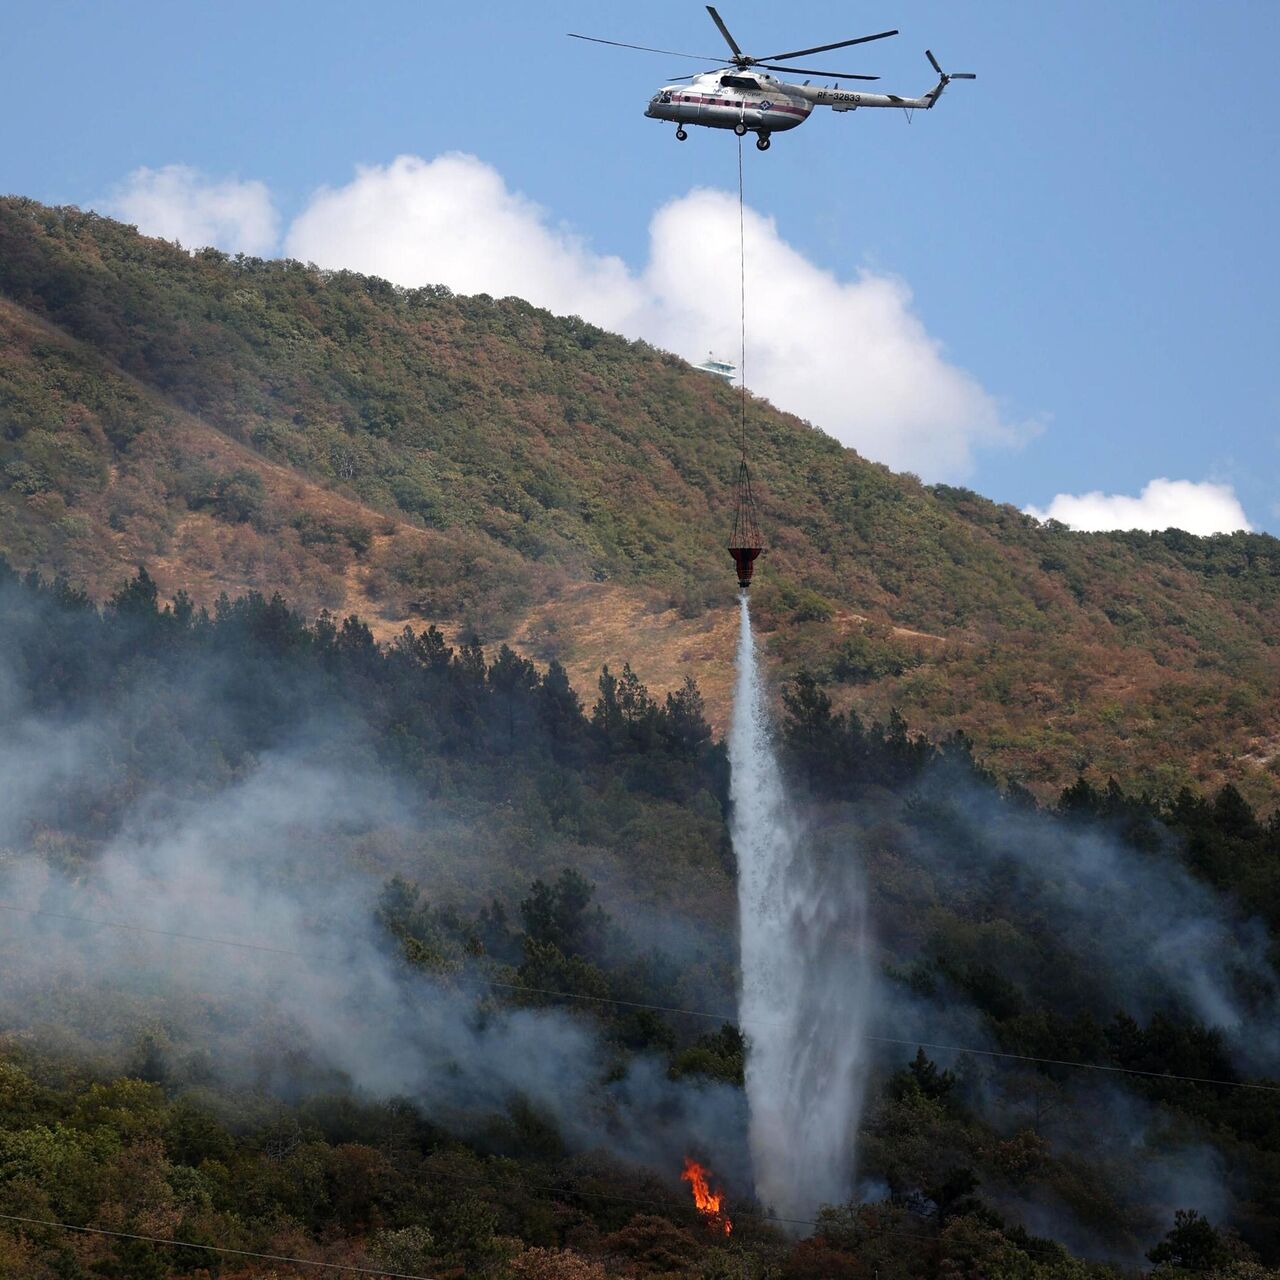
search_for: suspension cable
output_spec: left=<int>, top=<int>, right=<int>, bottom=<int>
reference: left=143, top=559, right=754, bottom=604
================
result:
left=737, top=133, right=747, bottom=461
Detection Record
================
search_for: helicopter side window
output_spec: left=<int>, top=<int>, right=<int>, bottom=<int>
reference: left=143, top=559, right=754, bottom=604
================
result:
left=661, top=92, right=672, bottom=104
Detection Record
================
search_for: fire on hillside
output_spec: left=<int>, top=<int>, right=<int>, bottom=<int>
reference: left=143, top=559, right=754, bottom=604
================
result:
left=681, top=1157, right=732, bottom=1236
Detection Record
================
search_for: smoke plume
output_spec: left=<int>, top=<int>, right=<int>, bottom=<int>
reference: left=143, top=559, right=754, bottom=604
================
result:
left=0, top=690, right=747, bottom=1184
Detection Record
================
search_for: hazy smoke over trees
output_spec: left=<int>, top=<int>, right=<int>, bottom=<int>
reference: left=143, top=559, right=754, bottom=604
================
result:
left=2, top=566, right=1278, bottom=1262
left=0, top=569, right=749, bottom=1188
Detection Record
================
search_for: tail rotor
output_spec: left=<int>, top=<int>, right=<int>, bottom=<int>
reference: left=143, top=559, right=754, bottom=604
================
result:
left=925, top=48, right=976, bottom=87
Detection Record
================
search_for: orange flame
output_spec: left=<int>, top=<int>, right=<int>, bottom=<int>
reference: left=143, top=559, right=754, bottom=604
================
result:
left=681, top=1157, right=732, bottom=1236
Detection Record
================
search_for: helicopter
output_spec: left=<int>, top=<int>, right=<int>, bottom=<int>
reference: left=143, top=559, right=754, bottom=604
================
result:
left=570, top=6, right=974, bottom=151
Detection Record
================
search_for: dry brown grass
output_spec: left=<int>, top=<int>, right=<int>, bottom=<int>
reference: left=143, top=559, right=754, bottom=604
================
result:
left=5, top=290, right=1277, bottom=805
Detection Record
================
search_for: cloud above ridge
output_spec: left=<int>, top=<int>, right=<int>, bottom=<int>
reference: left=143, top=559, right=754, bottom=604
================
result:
left=104, top=164, right=279, bottom=257
left=283, top=153, right=1022, bottom=480
left=1025, top=478, right=1251, bottom=534
left=98, top=153, right=1027, bottom=479
left=286, top=153, right=647, bottom=333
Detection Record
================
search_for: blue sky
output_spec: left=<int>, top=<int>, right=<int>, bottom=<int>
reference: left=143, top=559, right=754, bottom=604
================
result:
left=4, top=1, right=1277, bottom=532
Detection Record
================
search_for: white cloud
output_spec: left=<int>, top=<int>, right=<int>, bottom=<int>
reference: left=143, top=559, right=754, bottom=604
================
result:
left=104, top=164, right=279, bottom=257
left=647, top=188, right=1023, bottom=479
left=1025, top=479, right=1252, bottom=535
left=285, top=154, right=645, bottom=331
left=284, top=153, right=1022, bottom=480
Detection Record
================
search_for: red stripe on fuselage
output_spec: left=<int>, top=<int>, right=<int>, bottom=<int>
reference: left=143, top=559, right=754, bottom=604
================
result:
left=671, top=94, right=809, bottom=118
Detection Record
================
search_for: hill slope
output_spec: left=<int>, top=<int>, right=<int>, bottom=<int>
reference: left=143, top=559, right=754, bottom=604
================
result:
left=1, top=195, right=1278, bottom=804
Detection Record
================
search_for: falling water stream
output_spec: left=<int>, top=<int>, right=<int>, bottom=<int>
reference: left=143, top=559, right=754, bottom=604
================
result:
left=729, top=593, right=873, bottom=1223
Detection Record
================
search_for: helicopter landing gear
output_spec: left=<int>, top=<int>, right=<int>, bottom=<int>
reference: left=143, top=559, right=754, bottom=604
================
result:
left=733, top=121, right=748, bottom=137
left=755, top=133, right=771, bottom=151
left=675, top=126, right=688, bottom=141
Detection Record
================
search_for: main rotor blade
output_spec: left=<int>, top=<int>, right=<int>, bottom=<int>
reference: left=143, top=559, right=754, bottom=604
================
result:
left=706, top=6, right=744, bottom=58
left=567, top=33, right=725, bottom=61
left=949, top=73, right=977, bottom=79
left=758, top=29, right=898, bottom=62
left=759, top=64, right=880, bottom=80
left=926, top=49, right=943, bottom=74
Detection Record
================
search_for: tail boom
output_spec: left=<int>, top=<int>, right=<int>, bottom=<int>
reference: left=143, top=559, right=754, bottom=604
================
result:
left=794, top=49, right=972, bottom=112
left=791, top=81, right=942, bottom=111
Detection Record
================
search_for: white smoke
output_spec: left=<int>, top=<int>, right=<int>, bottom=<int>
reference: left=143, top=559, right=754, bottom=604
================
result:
left=5, top=747, right=588, bottom=1107
left=0, top=696, right=747, bottom=1179
left=887, top=774, right=1280, bottom=1072
left=729, top=595, right=873, bottom=1222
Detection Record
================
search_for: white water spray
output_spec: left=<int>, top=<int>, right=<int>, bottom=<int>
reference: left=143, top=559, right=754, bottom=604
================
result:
left=729, top=594, right=873, bottom=1222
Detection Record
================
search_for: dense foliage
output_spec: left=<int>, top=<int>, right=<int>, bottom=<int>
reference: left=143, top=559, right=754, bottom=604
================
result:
left=0, top=566, right=1278, bottom=1277
left=2, top=197, right=1280, bottom=804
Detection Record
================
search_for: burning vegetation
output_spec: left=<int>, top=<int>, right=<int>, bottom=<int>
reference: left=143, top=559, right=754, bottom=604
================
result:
left=681, top=1157, right=732, bottom=1236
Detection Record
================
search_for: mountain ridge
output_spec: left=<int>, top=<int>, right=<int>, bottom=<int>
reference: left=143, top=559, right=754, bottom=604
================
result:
left=2, top=194, right=1278, bottom=805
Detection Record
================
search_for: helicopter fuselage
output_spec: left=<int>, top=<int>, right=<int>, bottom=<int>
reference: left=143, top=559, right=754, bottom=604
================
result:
left=576, top=7, right=972, bottom=150
left=644, top=66, right=960, bottom=147
left=646, top=71, right=811, bottom=137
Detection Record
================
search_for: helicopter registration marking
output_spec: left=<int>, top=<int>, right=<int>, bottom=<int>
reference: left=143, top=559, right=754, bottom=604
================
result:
left=824, top=90, right=862, bottom=105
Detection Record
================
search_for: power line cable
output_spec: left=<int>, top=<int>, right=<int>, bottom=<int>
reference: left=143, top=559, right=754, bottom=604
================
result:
left=0, top=1173, right=1073, bottom=1266
left=0, top=1212, right=435, bottom=1279
left=862, top=1035, right=1280, bottom=1093
left=0, top=1199, right=1048, bottom=1269
left=287, top=1150, right=1235, bottom=1270
left=0, top=912, right=1234, bottom=1266
left=0, top=902, right=308, bottom=960
left=0, top=1162, right=1218, bottom=1272
left=3, top=899, right=1276, bottom=1094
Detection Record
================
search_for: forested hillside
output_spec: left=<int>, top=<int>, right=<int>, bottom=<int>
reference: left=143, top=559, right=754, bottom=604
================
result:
left=2, top=195, right=1279, bottom=806
left=2, top=565, right=1279, bottom=1279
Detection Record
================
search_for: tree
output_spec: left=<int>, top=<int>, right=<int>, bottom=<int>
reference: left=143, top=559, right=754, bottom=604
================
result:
left=107, top=566, right=159, bottom=618
left=592, top=665, right=623, bottom=739
left=537, top=660, right=584, bottom=762
left=1148, top=1210, right=1231, bottom=1271
left=1212, top=784, right=1260, bottom=839
left=659, top=677, right=711, bottom=759
left=488, top=644, right=540, bottom=754
left=592, top=663, right=657, bottom=753
left=91, top=1240, right=168, bottom=1279
left=1057, top=776, right=1100, bottom=817
left=617, top=664, right=659, bottom=749
left=519, top=869, right=604, bottom=957
left=511, top=1247, right=609, bottom=1280
left=370, top=1225, right=436, bottom=1276
left=897, top=1048, right=956, bottom=1102
left=209, top=467, right=266, bottom=525
left=872, top=706, right=934, bottom=786
left=600, top=1215, right=700, bottom=1272
left=781, top=671, right=846, bottom=792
